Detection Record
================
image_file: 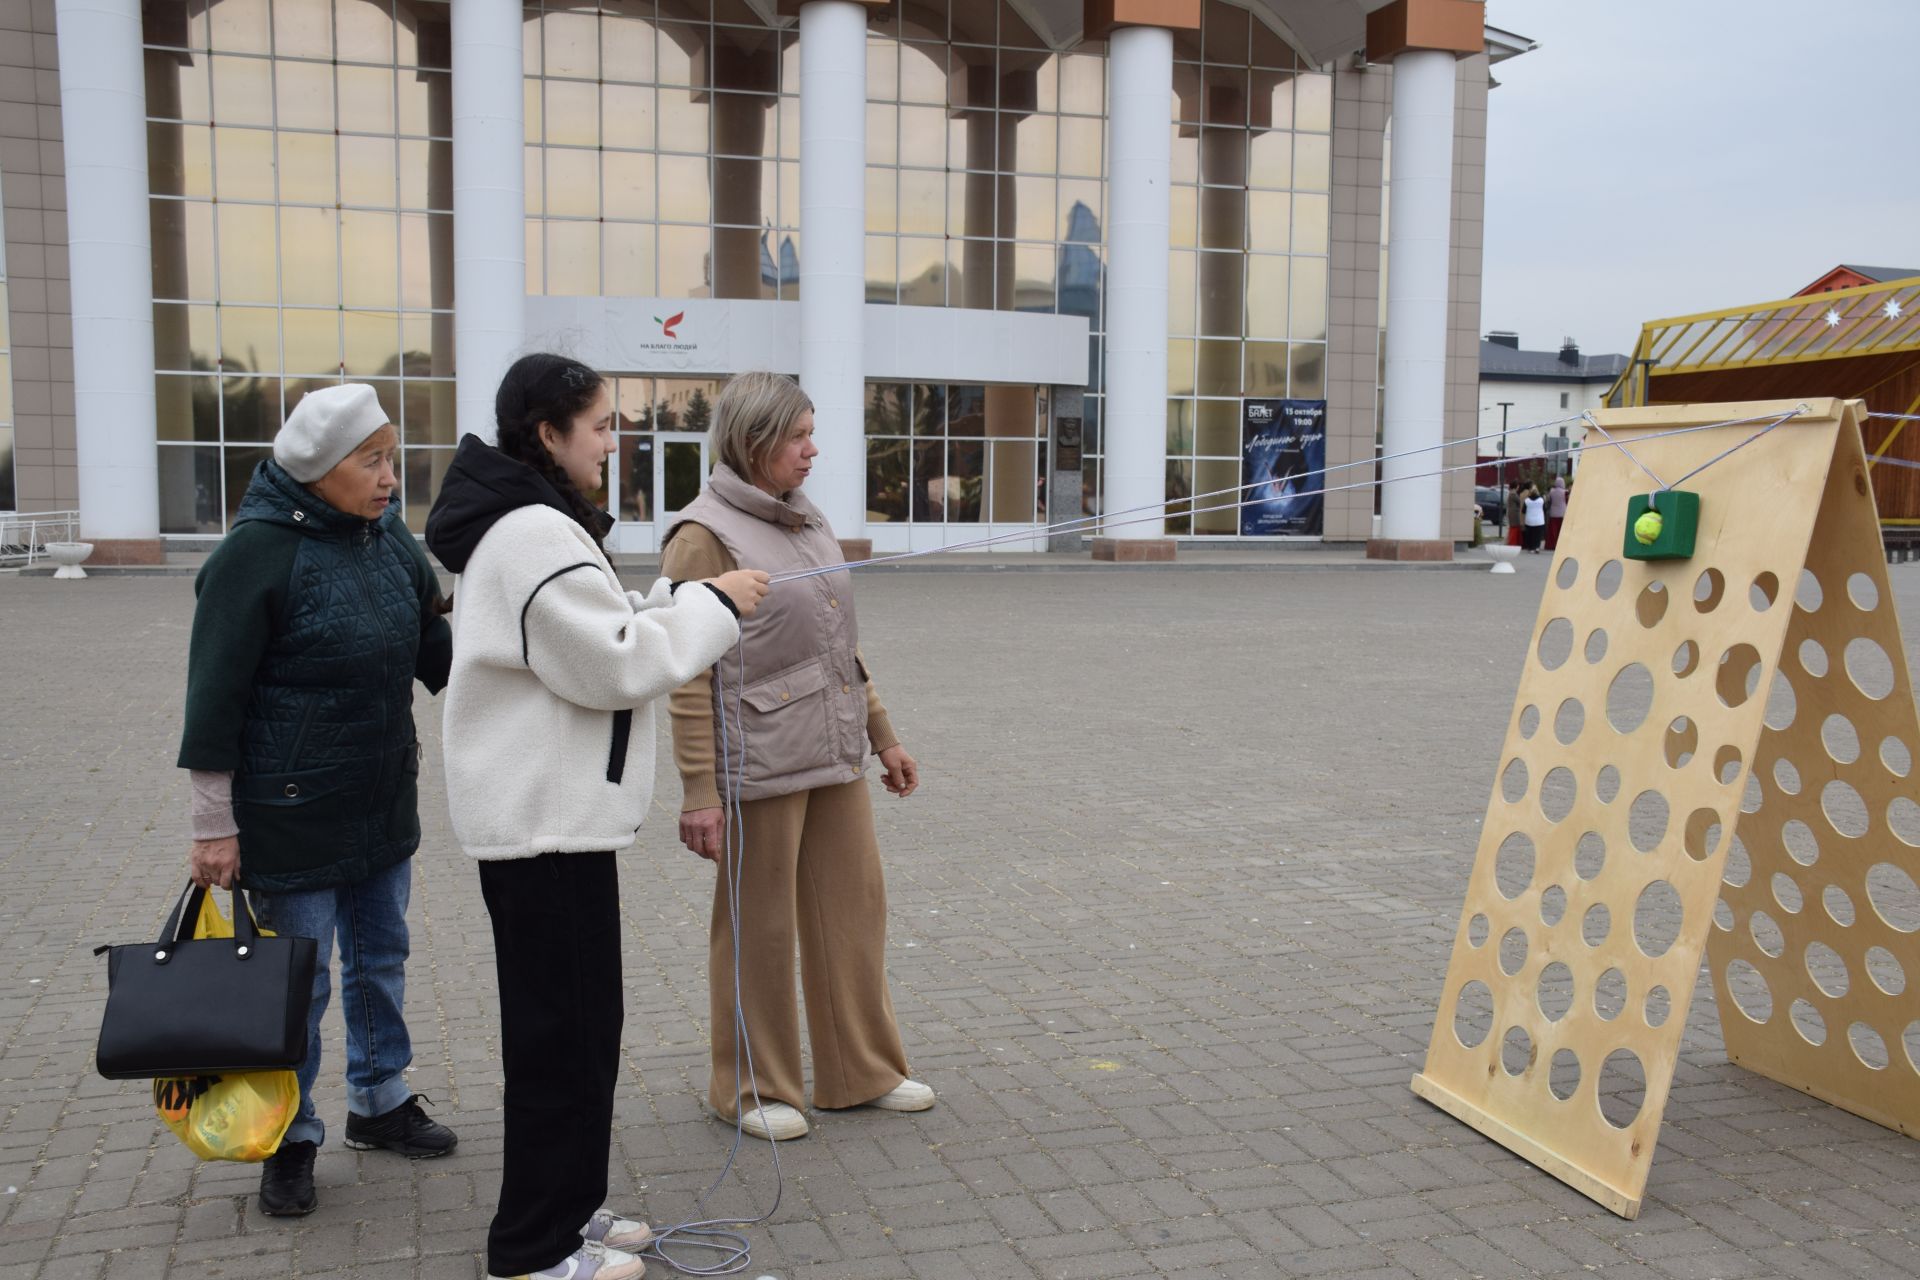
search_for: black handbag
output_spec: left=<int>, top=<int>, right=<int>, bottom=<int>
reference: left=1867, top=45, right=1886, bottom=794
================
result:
left=94, top=883, right=318, bottom=1080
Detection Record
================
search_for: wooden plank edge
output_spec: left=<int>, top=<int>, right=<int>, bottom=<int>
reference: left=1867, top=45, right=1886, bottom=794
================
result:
left=1409, top=1073, right=1643, bottom=1220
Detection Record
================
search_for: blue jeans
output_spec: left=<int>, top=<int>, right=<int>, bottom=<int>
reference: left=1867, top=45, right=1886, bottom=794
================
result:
left=251, top=857, right=416, bottom=1147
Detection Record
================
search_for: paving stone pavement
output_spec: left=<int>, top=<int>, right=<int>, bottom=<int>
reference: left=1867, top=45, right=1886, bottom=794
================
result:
left=2, top=558, right=1919, bottom=1280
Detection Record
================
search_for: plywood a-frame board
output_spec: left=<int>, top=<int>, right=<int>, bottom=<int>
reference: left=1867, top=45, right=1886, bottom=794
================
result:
left=1411, top=398, right=1920, bottom=1219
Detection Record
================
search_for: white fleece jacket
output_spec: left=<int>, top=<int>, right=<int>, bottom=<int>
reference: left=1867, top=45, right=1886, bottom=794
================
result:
left=441, top=505, right=741, bottom=860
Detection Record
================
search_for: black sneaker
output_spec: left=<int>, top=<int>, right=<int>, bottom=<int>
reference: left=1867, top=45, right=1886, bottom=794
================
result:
left=343, top=1093, right=458, bottom=1158
left=258, top=1139, right=318, bottom=1217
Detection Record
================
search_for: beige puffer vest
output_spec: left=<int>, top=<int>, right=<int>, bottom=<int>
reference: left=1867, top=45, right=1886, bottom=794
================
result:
left=667, top=466, right=868, bottom=802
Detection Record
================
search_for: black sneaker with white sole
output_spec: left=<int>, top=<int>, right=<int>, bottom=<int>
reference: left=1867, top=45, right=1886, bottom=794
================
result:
left=343, top=1094, right=458, bottom=1158
left=258, top=1139, right=318, bottom=1217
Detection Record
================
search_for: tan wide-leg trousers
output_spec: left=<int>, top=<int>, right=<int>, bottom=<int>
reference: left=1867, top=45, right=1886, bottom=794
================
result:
left=708, top=779, right=910, bottom=1117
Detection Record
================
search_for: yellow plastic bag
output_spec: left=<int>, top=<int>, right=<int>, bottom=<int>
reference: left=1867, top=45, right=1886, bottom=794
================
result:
left=150, top=891, right=302, bottom=1162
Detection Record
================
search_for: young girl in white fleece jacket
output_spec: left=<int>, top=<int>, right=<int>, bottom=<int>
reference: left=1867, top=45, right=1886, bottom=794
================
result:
left=426, top=353, right=767, bottom=1280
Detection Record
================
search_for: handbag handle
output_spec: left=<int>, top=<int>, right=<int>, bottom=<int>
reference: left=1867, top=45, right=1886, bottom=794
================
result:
left=156, top=881, right=261, bottom=958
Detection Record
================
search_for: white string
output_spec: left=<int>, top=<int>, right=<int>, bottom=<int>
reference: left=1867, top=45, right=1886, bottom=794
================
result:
left=1579, top=412, right=1668, bottom=490
left=1869, top=412, right=1920, bottom=421
left=772, top=407, right=1814, bottom=584
left=1663, top=406, right=1805, bottom=490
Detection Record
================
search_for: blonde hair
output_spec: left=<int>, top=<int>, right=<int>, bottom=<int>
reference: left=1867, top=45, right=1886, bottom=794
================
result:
left=711, top=371, right=814, bottom=482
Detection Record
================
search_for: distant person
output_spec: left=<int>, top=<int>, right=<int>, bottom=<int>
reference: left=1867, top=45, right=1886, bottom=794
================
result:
left=1546, top=475, right=1569, bottom=550
left=1505, top=482, right=1525, bottom=547
left=1522, top=484, right=1548, bottom=554
left=178, top=383, right=458, bottom=1220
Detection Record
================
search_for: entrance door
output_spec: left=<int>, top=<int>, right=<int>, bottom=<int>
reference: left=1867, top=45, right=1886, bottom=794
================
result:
left=656, top=432, right=710, bottom=535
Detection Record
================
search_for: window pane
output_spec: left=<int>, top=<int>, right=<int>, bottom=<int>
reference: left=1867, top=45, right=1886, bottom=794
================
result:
left=1169, top=185, right=1196, bottom=248
left=398, top=212, right=452, bottom=309
left=1167, top=339, right=1195, bottom=396
left=336, top=0, right=395, bottom=64
left=223, top=376, right=280, bottom=442
left=275, top=60, right=334, bottom=130
left=1243, top=341, right=1287, bottom=397
left=546, top=220, right=601, bottom=295
left=1166, top=398, right=1194, bottom=455
left=945, top=439, right=983, bottom=522
left=1249, top=130, right=1290, bottom=189
left=1290, top=342, right=1326, bottom=398
left=337, top=65, right=396, bottom=134
left=657, top=87, right=709, bottom=152
left=1246, top=255, right=1287, bottom=339
left=283, top=309, right=340, bottom=375
left=1293, top=133, right=1330, bottom=191
left=1059, top=115, right=1101, bottom=177
left=603, top=221, right=656, bottom=294
left=1013, top=175, right=1053, bottom=242
left=546, top=147, right=600, bottom=219
left=1011, top=243, right=1053, bottom=313
left=1164, top=457, right=1192, bottom=534
left=865, top=236, right=895, bottom=303
left=987, top=439, right=1038, bottom=521
left=343, top=311, right=398, bottom=376
left=865, top=169, right=896, bottom=233
left=948, top=384, right=985, bottom=434
left=1289, top=257, right=1327, bottom=341
left=898, top=237, right=945, bottom=305
left=898, top=169, right=943, bottom=236
left=912, top=383, right=944, bottom=436
left=660, top=154, right=711, bottom=223
left=603, top=84, right=656, bottom=150
left=217, top=203, right=277, bottom=303
left=155, top=374, right=219, bottom=441
left=866, top=436, right=909, bottom=522
left=542, top=10, right=599, bottom=79
left=865, top=383, right=909, bottom=435
left=1292, top=193, right=1329, bottom=255
left=657, top=225, right=709, bottom=297
left=341, top=212, right=399, bottom=307
left=213, top=127, right=275, bottom=200
left=866, top=102, right=897, bottom=165
left=1296, top=72, right=1332, bottom=132
left=1195, top=397, right=1238, bottom=455
left=280, top=207, right=339, bottom=306
left=220, top=305, right=279, bottom=373
left=278, top=132, right=336, bottom=204
left=1196, top=252, right=1242, bottom=335
left=340, top=135, right=398, bottom=208
left=211, top=55, right=272, bottom=126
left=152, top=303, right=216, bottom=371
left=1196, top=339, right=1239, bottom=396
left=1193, top=457, right=1239, bottom=533
left=1168, top=250, right=1196, bottom=336
left=616, top=433, right=654, bottom=521
left=1012, top=112, right=1054, bottom=174
left=1248, top=191, right=1290, bottom=252
left=158, top=444, right=225, bottom=533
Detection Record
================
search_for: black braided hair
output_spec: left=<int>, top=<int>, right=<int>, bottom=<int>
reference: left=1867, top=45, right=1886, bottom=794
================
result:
left=494, top=353, right=610, bottom=547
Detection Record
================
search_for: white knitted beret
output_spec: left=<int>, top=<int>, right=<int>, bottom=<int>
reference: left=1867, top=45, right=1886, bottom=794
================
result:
left=274, top=384, right=391, bottom=483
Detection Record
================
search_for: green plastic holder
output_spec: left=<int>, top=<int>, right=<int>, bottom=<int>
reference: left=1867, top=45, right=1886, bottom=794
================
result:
left=1623, top=490, right=1699, bottom=561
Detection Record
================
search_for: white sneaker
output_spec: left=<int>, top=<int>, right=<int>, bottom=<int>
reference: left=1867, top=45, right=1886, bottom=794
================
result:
left=583, top=1208, right=651, bottom=1251
left=864, top=1079, right=936, bottom=1112
left=488, top=1239, right=645, bottom=1280
left=734, top=1101, right=810, bottom=1140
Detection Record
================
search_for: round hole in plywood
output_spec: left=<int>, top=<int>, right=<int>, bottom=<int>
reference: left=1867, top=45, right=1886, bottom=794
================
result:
left=1782, top=819, right=1820, bottom=867
left=1848, top=571, right=1880, bottom=611
left=1636, top=581, right=1669, bottom=628
left=1764, top=670, right=1798, bottom=731
left=1540, top=884, right=1567, bottom=927
left=1713, top=897, right=1735, bottom=931
left=1634, top=880, right=1683, bottom=957
left=1772, top=757, right=1802, bottom=796
left=1467, top=913, right=1490, bottom=947
left=1683, top=808, right=1724, bottom=861
left=1845, top=637, right=1895, bottom=701
left=1594, top=967, right=1627, bottom=1020
left=1750, top=571, right=1780, bottom=610
left=1549, top=1048, right=1581, bottom=1101
left=1740, top=770, right=1763, bottom=815
left=1823, top=714, right=1861, bottom=764
left=1585, top=628, right=1610, bottom=665
left=1823, top=779, right=1870, bottom=839
left=1494, top=832, right=1535, bottom=900
left=1867, top=863, right=1920, bottom=933
left=1644, top=985, right=1672, bottom=1028
left=1607, top=663, right=1655, bottom=733
left=1715, top=644, right=1763, bottom=708
left=1595, top=559, right=1624, bottom=600
left=1750, top=910, right=1785, bottom=958
left=1575, top=831, right=1607, bottom=881
left=1556, top=557, right=1580, bottom=590
left=1725, top=958, right=1773, bottom=1023
left=1501, top=1025, right=1534, bottom=1077
left=1537, top=962, right=1574, bottom=1022
left=1694, top=567, right=1726, bottom=612
left=1791, top=998, right=1827, bottom=1046
left=1883, top=737, right=1913, bottom=778
left=1629, top=790, right=1670, bottom=853
left=1583, top=903, right=1611, bottom=947
left=1499, top=927, right=1529, bottom=976
left=1554, top=698, right=1586, bottom=746
left=1824, top=884, right=1856, bottom=927
left=1723, top=834, right=1751, bottom=887
left=1772, top=872, right=1804, bottom=914
left=1500, top=757, right=1529, bottom=803
left=1796, top=567, right=1823, bottom=612
left=1453, top=980, right=1494, bottom=1048
left=1540, top=767, right=1578, bottom=824
left=1867, top=946, right=1905, bottom=996
left=1537, top=618, right=1575, bottom=670
left=1596, top=765, right=1622, bottom=805
left=1799, top=637, right=1829, bottom=677
left=1890, top=798, right=1920, bottom=849
left=1714, top=745, right=1744, bottom=785
left=1908, top=1023, right=1920, bottom=1075
left=1598, top=1049, right=1646, bottom=1128
left=1849, top=1022, right=1889, bottom=1071
left=1805, top=940, right=1849, bottom=997
left=1672, top=639, right=1700, bottom=678
left=1664, top=717, right=1698, bottom=769
left=1518, top=704, right=1541, bottom=739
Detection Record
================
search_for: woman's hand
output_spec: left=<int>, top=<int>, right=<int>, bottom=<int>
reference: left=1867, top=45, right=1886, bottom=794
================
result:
left=188, top=836, right=240, bottom=889
left=878, top=745, right=919, bottom=798
left=707, top=570, right=770, bottom=617
left=680, top=807, right=726, bottom=861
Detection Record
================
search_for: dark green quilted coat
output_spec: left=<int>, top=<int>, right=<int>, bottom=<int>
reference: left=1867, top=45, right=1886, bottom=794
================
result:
left=178, top=461, right=452, bottom=892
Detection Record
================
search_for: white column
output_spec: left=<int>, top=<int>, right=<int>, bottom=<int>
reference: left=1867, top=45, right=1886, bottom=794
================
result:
left=1102, top=24, right=1174, bottom=539
left=1379, top=49, right=1456, bottom=543
left=55, top=0, right=157, bottom=545
left=797, top=0, right=868, bottom=541
left=453, top=0, right=525, bottom=442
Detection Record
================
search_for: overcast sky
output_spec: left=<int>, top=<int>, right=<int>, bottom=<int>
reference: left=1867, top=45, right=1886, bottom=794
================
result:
left=1479, top=1, right=1917, bottom=359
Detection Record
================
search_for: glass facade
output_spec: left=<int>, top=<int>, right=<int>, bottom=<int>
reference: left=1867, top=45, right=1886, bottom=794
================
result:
left=143, top=0, right=455, bottom=534
left=131, top=1, right=1334, bottom=537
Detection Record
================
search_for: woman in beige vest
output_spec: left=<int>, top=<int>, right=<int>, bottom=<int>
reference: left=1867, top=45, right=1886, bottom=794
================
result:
left=662, top=371, right=932, bottom=1141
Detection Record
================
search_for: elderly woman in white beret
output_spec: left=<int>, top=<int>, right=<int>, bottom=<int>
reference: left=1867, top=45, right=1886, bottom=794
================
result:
left=177, top=383, right=457, bottom=1219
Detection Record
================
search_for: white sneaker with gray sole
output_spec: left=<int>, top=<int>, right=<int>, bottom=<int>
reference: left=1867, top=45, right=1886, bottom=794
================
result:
left=863, top=1079, right=936, bottom=1112
left=733, top=1101, right=810, bottom=1140
left=487, top=1239, right=644, bottom=1280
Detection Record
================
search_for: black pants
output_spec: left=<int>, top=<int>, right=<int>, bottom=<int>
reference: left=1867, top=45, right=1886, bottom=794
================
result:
left=1521, top=523, right=1546, bottom=551
left=478, top=852, right=623, bottom=1276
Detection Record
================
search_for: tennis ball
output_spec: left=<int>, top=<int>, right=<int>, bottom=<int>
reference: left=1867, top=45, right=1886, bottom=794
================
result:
left=1633, top=510, right=1664, bottom=546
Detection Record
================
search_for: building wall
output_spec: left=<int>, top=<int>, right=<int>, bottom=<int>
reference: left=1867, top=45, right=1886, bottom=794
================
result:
left=0, top=0, right=75, bottom=514
left=1478, top=375, right=1612, bottom=459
